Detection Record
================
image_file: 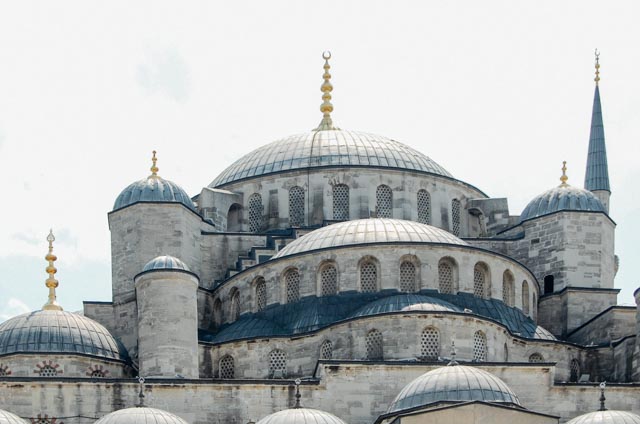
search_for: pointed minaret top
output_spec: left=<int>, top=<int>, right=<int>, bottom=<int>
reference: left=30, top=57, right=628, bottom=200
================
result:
left=594, top=49, right=601, bottom=86
left=150, top=150, right=159, bottom=178
left=314, top=51, right=338, bottom=131
left=560, top=161, right=569, bottom=186
left=42, top=230, right=63, bottom=311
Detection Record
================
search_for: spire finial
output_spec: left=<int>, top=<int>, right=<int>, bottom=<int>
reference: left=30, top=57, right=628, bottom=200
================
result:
left=560, top=161, right=569, bottom=186
left=150, top=150, right=159, bottom=177
left=136, top=376, right=146, bottom=408
left=293, top=378, right=302, bottom=408
left=598, top=381, right=607, bottom=411
left=314, top=51, right=337, bottom=131
left=447, top=338, right=459, bottom=366
left=42, top=230, right=63, bottom=311
left=594, top=49, right=600, bottom=86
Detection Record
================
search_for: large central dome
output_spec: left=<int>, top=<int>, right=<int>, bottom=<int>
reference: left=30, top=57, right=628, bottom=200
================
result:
left=210, top=129, right=452, bottom=187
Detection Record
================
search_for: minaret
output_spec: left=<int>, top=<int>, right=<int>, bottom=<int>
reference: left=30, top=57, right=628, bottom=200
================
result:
left=314, top=51, right=338, bottom=131
left=584, top=49, right=611, bottom=212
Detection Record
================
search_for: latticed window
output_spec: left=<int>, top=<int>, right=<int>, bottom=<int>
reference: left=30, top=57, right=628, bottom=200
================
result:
left=255, top=278, right=267, bottom=312
left=529, top=353, right=544, bottom=363
left=473, top=263, right=487, bottom=298
left=231, top=290, right=241, bottom=321
left=320, top=340, right=333, bottom=360
left=320, top=264, right=338, bottom=296
left=0, top=364, right=9, bottom=377
left=366, top=329, right=383, bottom=360
left=289, top=186, right=305, bottom=227
left=86, top=365, right=108, bottom=378
left=35, top=364, right=59, bottom=377
left=570, top=359, right=581, bottom=382
left=522, top=281, right=530, bottom=315
left=399, top=261, right=416, bottom=292
left=504, top=343, right=509, bottom=361
left=451, top=198, right=461, bottom=236
left=248, top=193, right=263, bottom=232
left=219, top=355, right=235, bottom=379
left=285, top=269, right=300, bottom=303
left=438, top=260, right=454, bottom=294
left=268, top=349, right=287, bottom=378
left=473, top=331, right=487, bottom=362
left=360, top=261, right=378, bottom=293
left=420, top=327, right=440, bottom=360
left=376, top=185, right=392, bottom=218
left=417, top=189, right=431, bottom=224
left=333, top=184, right=350, bottom=220
left=502, top=271, right=515, bottom=306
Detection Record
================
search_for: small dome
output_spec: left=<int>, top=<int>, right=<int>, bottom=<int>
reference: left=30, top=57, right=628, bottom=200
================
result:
left=94, top=407, right=189, bottom=424
left=274, top=219, right=467, bottom=258
left=210, top=130, right=452, bottom=188
left=520, top=185, right=605, bottom=223
left=143, top=255, right=190, bottom=272
left=257, top=408, right=347, bottom=424
left=113, top=176, right=195, bottom=212
left=388, top=365, right=520, bottom=413
left=0, top=409, right=28, bottom=424
left=0, top=310, right=128, bottom=361
left=566, top=411, right=640, bottom=424
left=348, top=294, right=462, bottom=319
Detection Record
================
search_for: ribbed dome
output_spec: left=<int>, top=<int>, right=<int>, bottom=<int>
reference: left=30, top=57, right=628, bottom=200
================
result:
left=114, top=176, right=195, bottom=212
left=143, top=255, right=190, bottom=272
left=0, top=410, right=28, bottom=424
left=94, top=407, right=189, bottom=424
left=210, top=129, right=452, bottom=187
left=388, top=365, right=520, bottom=413
left=257, top=408, right=347, bottom=424
left=566, top=411, right=640, bottom=424
left=274, top=219, right=467, bottom=258
left=0, top=310, right=127, bottom=361
left=348, top=294, right=462, bottom=319
left=520, top=184, right=605, bottom=222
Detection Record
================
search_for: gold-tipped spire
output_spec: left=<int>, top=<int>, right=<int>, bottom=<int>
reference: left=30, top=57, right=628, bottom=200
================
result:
left=594, top=49, right=600, bottom=86
left=315, top=51, right=337, bottom=131
left=150, top=150, right=159, bottom=177
left=560, top=161, right=569, bottom=186
left=42, top=229, right=63, bottom=311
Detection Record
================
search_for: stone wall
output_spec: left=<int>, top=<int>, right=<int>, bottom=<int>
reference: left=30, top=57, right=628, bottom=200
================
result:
left=0, top=354, right=127, bottom=379
left=567, top=306, right=636, bottom=344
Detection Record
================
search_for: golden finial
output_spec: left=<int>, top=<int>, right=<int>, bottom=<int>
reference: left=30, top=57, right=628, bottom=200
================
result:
left=560, top=161, right=569, bottom=186
left=150, top=150, right=159, bottom=177
left=315, top=51, right=337, bottom=131
left=594, top=49, right=600, bottom=86
left=42, top=229, right=63, bottom=311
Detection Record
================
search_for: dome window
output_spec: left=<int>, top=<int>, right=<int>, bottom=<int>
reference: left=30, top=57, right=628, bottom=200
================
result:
left=417, top=189, right=431, bottom=224
left=420, top=327, right=440, bottom=360
left=528, top=353, right=544, bottom=363
left=473, top=331, right=487, bottom=362
left=503, top=271, right=515, bottom=306
left=438, top=258, right=457, bottom=294
left=399, top=261, right=417, bottom=292
left=288, top=186, right=305, bottom=227
left=320, top=340, right=333, bottom=360
left=320, top=263, right=338, bottom=296
left=570, top=359, right=581, bottom=382
left=332, top=184, right=350, bottom=221
left=376, top=185, right=392, bottom=218
left=268, top=349, right=287, bottom=378
left=34, top=361, right=60, bottom=377
left=451, top=198, right=461, bottom=236
left=230, top=289, right=241, bottom=321
left=366, top=329, right=383, bottom=360
left=284, top=269, right=301, bottom=303
left=219, top=355, right=235, bottom=379
left=0, top=364, right=11, bottom=377
left=254, top=278, right=267, bottom=312
left=359, top=260, right=378, bottom=293
left=248, top=193, right=263, bottom=232
left=473, top=263, right=490, bottom=299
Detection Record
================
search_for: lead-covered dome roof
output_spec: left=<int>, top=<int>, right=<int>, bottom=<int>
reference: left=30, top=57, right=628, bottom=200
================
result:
left=0, top=410, right=28, bottom=424
left=114, top=175, right=195, bottom=212
left=348, top=294, right=462, bottom=319
left=274, top=219, right=467, bottom=258
left=143, top=255, right=191, bottom=272
left=94, top=407, right=189, bottom=424
left=566, top=411, right=640, bottom=424
left=257, top=408, right=347, bottom=424
left=210, top=130, right=453, bottom=187
left=0, top=310, right=128, bottom=361
left=520, top=184, right=605, bottom=223
left=388, top=365, right=520, bottom=413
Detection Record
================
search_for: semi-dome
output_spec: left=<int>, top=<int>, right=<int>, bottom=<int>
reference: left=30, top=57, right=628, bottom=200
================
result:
left=94, top=407, right=189, bottom=424
left=566, top=411, right=640, bottom=424
left=0, top=310, right=128, bottom=362
left=348, top=294, right=462, bottom=319
left=114, top=176, right=195, bottom=212
left=520, top=184, right=605, bottom=223
left=274, top=219, right=468, bottom=258
left=143, top=255, right=191, bottom=272
left=257, top=408, right=347, bottom=424
left=210, top=129, right=453, bottom=187
left=0, top=409, right=28, bottom=424
left=388, top=365, right=520, bottom=413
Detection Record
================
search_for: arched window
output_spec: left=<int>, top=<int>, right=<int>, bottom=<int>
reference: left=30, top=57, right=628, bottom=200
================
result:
left=289, top=186, right=305, bottom=227
left=255, top=278, right=267, bottom=312
left=366, top=329, right=383, bottom=360
left=399, top=261, right=417, bottom=292
left=473, top=331, right=487, bottom=362
left=438, top=258, right=456, bottom=294
left=544, top=275, right=554, bottom=294
left=570, top=359, right=581, bottom=382
left=284, top=268, right=300, bottom=303
left=420, top=327, right=440, bottom=360
left=219, top=355, right=235, bottom=379
left=451, top=198, right=461, bottom=236
left=522, top=281, right=530, bottom=315
left=333, top=184, right=350, bottom=221
left=376, top=185, right=392, bottom=218
left=227, top=203, right=242, bottom=232
left=320, top=263, right=338, bottom=296
left=248, top=193, right=263, bottom=232
left=504, top=343, right=509, bottom=362
left=213, top=298, right=222, bottom=327
left=502, top=271, right=515, bottom=306
left=360, top=260, right=378, bottom=293
left=268, top=349, right=287, bottom=378
left=230, top=289, right=241, bottom=321
left=320, top=340, right=333, bottom=360
left=417, top=190, right=431, bottom=224
left=473, top=263, right=489, bottom=299
left=35, top=363, right=59, bottom=377
left=528, top=353, right=544, bottom=363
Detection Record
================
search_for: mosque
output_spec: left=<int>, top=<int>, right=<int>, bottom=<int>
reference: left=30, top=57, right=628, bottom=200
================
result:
left=0, top=51, right=639, bottom=424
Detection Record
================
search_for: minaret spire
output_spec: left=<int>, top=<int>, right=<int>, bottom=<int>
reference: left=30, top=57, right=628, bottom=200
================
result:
left=584, top=49, right=611, bottom=212
left=314, top=51, right=338, bottom=131
left=42, top=230, right=63, bottom=311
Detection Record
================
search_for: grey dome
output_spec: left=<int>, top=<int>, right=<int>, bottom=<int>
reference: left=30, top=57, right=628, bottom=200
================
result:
left=348, top=294, right=462, bottom=319
left=94, top=407, right=189, bottom=424
left=143, top=255, right=190, bottom=272
left=114, top=176, right=195, bottom=212
left=0, top=310, right=127, bottom=361
left=274, top=219, right=468, bottom=258
left=0, top=410, right=28, bottom=424
left=566, top=411, right=640, bottom=424
left=257, top=408, right=347, bottom=424
left=388, top=365, right=520, bottom=413
left=210, top=129, right=452, bottom=187
left=520, top=184, right=605, bottom=223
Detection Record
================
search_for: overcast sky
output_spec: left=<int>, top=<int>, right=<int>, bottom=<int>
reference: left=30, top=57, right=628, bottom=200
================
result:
left=0, top=1, right=638, bottom=320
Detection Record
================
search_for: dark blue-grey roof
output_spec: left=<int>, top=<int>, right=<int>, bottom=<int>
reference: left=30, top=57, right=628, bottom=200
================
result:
left=210, top=130, right=452, bottom=187
left=584, top=86, right=610, bottom=192
left=257, top=408, right=347, bottom=424
left=387, top=365, right=520, bottom=413
left=519, top=184, right=605, bottom=222
left=0, top=310, right=128, bottom=361
left=143, top=255, right=190, bottom=272
left=566, top=411, right=640, bottom=424
left=94, top=407, right=189, bottom=424
left=113, top=176, right=196, bottom=212
left=348, top=294, right=462, bottom=319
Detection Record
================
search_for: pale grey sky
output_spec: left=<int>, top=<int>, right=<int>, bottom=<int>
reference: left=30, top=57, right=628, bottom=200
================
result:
left=0, top=1, right=638, bottom=320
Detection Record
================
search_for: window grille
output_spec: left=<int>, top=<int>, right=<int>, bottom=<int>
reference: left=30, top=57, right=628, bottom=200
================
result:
left=376, top=185, right=392, bottom=218
left=320, top=264, right=338, bottom=296
left=417, top=190, right=431, bottom=224
left=320, top=340, right=333, bottom=360
left=570, top=359, right=581, bottom=382
left=36, top=364, right=58, bottom=377
left=438, top=261, right=454, bottom=294
left=473, top=264, right=486, bottom=298
left=522, top=281, right=530, bottom=315
left=366, top=329, right=383, bottom=360
left=503, top=271, right=515, bottom=306
left=420, top=327, right=440, bottom=360
left=333, top=184, right=350, bottom=220
left=269, top=349, right=287, bottom=378
left=473, top=331, right=487, bottom=362
left=0, top=364, right=10, bottom=377
left=285, top=269, right=300, bottom=303
left=86, top=365, right=108, bottom=378
left=289, top=186, right=305, bottom=227
left=360, top=261, right=377, bottom=293
left=231, top=290, right=241, bottom=321
left=219, top=355, right=235, bottom=379
left=529, top=353, right=544, bottom=363
left=399, top=261, right=416, bottom=292
left=451, top=199, right=461, bottom=236
left=255, top=278, right=267, bottom=312
left=248, top=193, right=263, bottom=232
